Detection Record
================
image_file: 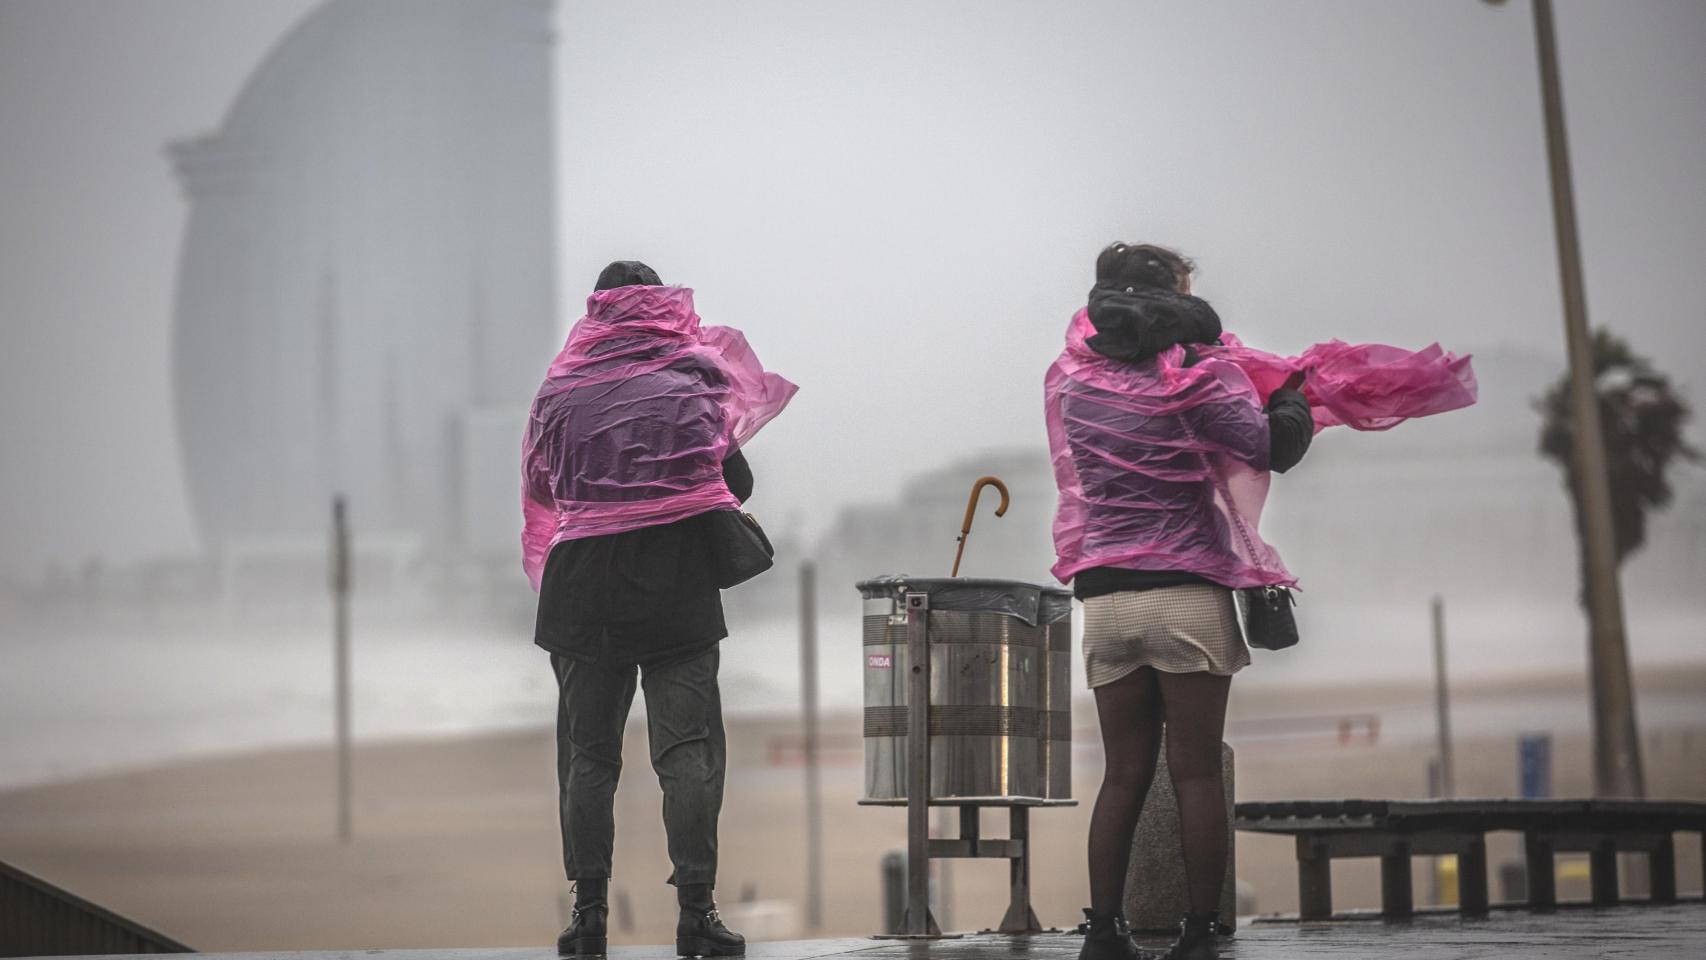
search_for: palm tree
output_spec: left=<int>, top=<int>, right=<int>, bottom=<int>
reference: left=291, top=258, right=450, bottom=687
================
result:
left=1536, top=329, right=1699, bottom=798
left=1537, top=329, right=1700, bottom=594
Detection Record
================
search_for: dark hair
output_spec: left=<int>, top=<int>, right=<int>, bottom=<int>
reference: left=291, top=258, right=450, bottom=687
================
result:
left=1095, top=243, right=1194, bottom=292
left=594, top=260, right=662, bottom=291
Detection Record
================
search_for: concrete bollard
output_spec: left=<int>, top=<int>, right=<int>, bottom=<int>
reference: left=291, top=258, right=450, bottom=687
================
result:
left=1500, top=859, right=1528, bottom=903
left=879, top=850, right=905, bottom=935
left=1124, top=741, right=1237, bottom=933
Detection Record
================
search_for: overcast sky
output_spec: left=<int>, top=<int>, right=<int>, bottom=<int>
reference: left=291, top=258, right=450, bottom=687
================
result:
left=2, top=0, right=1704, bottom=578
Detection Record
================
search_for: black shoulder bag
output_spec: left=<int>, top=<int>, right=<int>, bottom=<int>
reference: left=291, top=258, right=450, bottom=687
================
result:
left=708, top=509, right=774, bottom=589
left=1236, top=585, right=1298, bottom=650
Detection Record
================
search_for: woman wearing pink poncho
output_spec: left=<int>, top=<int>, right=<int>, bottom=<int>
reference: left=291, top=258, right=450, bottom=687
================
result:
left=1053, top=244, right=1475, bottom=960
left=522, top=261, right=795, bottom=959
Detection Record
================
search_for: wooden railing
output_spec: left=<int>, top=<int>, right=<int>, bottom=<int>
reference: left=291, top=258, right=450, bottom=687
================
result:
left=0, top=859, right=192, bottom=957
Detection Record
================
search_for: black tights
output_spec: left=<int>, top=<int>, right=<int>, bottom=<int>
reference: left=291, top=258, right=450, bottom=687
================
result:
left=1087, top=666, right=1232, bottom=917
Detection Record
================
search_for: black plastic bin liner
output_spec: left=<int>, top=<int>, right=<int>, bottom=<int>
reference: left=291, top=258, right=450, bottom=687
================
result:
left=856, top=575, right=1072, bottom=627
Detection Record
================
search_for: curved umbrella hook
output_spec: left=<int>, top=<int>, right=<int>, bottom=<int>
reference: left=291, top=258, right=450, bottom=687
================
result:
left=951, top=475, right=1010, bottom=577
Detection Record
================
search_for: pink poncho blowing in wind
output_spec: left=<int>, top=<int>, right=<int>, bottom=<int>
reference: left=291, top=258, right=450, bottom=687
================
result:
left=521, top=285, right=797, bottom=590
left=1047, top=309, right=1477, bottom=588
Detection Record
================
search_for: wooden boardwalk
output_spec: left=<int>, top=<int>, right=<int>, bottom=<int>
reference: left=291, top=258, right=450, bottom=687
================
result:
left=38, top=902, right=1706, bottom=960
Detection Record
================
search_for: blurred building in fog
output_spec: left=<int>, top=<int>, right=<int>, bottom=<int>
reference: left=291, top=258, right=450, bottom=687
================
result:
left=166, top=0, right=556, bottom=604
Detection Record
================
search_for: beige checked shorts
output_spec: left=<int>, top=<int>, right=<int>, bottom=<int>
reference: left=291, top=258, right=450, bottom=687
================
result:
left=1081, top=583, right=1249, bottom=688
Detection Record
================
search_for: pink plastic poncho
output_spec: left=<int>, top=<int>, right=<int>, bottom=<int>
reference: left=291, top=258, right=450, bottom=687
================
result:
left=521, top=286, right=797, bottom=590
left=1047, top=310, right=1477, bottom=587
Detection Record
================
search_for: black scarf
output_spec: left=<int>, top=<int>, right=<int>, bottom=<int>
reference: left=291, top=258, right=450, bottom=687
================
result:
left=1084, top=283, right=1223, bottom=363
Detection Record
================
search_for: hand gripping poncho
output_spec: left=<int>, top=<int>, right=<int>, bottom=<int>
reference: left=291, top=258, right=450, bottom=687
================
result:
left=1047, top=309, right=1477, bottom=587
left=521, top=286, right=797, bottom=590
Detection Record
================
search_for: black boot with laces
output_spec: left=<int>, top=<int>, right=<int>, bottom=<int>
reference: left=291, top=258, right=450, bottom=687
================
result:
left=556, top=879, right=609, bottom=957
left=675, top=883, right=745, bottom=957
left=1161, top=911, right=1219, bottom=960
left=1076, top=907, right=1154, bottom=960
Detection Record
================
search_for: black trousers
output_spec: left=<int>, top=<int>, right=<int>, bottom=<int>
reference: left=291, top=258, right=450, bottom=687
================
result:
left=552, top=645, right=726, bottom=886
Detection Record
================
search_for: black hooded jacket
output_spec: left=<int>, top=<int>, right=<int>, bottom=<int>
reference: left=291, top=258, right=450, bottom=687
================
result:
left=534, top=451, right=751, bottom=668
left=1073, top=282, right=1314, bottom=600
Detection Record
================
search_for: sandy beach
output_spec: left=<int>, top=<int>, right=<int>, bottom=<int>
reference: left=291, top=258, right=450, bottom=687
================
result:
left=1, top=664, right=1702, bottom=952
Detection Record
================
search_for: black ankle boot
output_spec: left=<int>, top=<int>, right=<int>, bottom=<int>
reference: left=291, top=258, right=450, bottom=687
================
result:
left=1162, top=911, right=1219, bottom=960
left=556, top=879, right=609, bottom=957
left=675, top=883, right=745, bottom=957
left=1076, top=907, right=1153, bottom=960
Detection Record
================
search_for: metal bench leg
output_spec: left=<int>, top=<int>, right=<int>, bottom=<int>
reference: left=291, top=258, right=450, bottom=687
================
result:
left=1524, top=832, right=1556, bottom=912
left=1380, top=841, right=1413, bottom=919
left=1589, top=838, right=1618, bottom=908
left=1458, top=837, right=1489, bottom=917
left=1648, top=834, right=1677, bottom=904
left=1297, top=835, right=1332, bottom=921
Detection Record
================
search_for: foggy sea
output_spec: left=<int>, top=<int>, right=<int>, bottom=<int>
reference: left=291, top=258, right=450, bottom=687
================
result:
left=0, top=614, right=843, bottom=791
left=4, top=608, right=1704, bottom=792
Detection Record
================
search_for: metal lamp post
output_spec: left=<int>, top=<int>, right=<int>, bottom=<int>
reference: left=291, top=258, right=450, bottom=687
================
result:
left=1487, top=0, right=1644, bottom=797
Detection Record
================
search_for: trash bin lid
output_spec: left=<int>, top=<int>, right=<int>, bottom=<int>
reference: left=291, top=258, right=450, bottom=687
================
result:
left=856, top=575, right=1072, bottom=627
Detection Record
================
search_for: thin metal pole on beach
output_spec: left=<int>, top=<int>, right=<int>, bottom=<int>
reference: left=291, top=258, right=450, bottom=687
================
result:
left=799, top=561, right=822, bottom=931
left=331, top=496, right=352, bottom=843
left=1432, top=596, right=1454, bottom=800
left=1486, top=0, right=1644, bottom=798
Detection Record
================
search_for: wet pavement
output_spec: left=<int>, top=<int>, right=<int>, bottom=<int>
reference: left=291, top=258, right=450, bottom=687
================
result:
left=39, top=902, right=1706, bottom=960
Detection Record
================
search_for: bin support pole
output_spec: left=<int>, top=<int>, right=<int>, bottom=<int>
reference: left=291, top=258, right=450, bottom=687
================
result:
left=903, top=591, right=940, bottom=936
left=998, top=805, right=1044, bottom=933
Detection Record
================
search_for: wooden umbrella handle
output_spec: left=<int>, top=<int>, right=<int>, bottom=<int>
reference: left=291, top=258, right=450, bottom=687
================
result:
left=951, top=476, right=1010, bottom=576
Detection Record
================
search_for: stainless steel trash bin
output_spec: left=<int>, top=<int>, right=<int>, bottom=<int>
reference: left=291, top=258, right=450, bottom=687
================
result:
left=1040, top=610, right=1073, bottom=800
left=860, top=576, right=1073, bottom=803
